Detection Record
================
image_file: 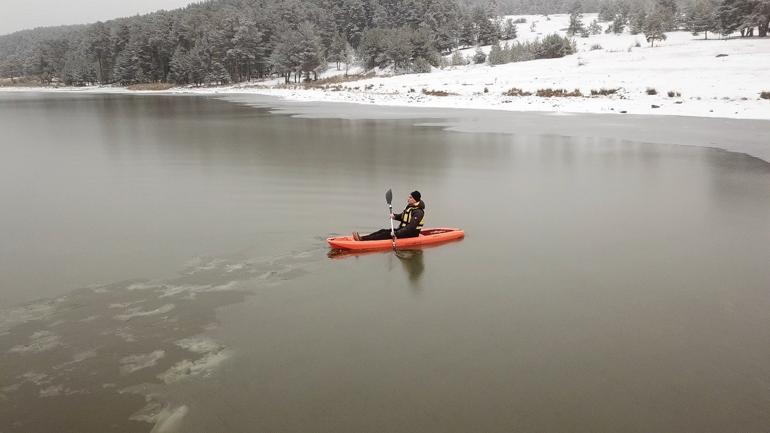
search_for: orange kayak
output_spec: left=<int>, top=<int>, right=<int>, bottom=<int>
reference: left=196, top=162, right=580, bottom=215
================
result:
left=327, top=228, right=464, bottom=251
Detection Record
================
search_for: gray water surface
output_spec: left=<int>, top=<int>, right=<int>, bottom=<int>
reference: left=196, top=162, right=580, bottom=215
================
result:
left=1, top=92, right=769, bottom=433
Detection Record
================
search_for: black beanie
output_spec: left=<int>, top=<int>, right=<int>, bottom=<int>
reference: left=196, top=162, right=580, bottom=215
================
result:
left=410, top=190, right=421, bottom=201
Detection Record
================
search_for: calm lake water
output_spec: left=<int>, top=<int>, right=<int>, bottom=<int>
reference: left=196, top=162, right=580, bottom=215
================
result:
left=1, top=92, right=769, bottom=433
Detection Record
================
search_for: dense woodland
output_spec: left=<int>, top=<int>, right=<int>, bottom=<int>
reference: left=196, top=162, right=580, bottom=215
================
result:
left=0, top=0, right=767, bottom=86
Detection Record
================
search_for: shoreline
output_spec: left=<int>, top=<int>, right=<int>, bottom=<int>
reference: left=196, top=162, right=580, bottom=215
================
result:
left=3, top=83, right=770, bottom=121
left=3, top=86, right=769, bottom=163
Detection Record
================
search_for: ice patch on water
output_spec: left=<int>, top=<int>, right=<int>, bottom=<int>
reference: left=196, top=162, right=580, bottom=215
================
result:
left=114, top=304, right=175, bottom=321
left=55, top=349, right=99, bottom=370
left=20, top=372, right=51, bottom=386
left=158, top=350, right=232, bottom=383
left=39, top=385, right=64, bottom=397
left=109, top=299, right=146, bottom=309
left=210, top=281, right=238, bottom=291
left=2, top=383, right=21, bottom=394
left=158, top=281, right=239, bottom=299
left=150, top=405, right=189, bottom=433
left=130, top=400, right=189, bottom=433
left=10, top=331, right=62, bottom=353
left=120, top=350, right=166, bottom=374
left=158, top=284, right=210, bottom=298
left=127, top=282, right=162, bottom=291
left=175, top=337, right=220, bottom=354
left=72, top=349, right=98, bottom=363
left=130, top=399, right=164, bottom=423
left=157, top=337, right=231, bottom=383
left=91, top=287, right=109, bottom=293
left=0, top=301, right=57, bottom=332
left=225, top=263, right=245, bottom=272
left=186, top=258, right=225, bottom=274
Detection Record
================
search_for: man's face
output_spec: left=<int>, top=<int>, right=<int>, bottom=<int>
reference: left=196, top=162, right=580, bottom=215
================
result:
left=407, top=195, right=416, bottom=205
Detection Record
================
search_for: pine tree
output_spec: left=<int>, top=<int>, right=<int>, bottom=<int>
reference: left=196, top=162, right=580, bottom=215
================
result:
left=230, top=21, right=265, bottom=82
left=113, top=44, right=140, bottom=84
left=655, top=0, right=679, bottom=31
left=716, top=0, right=745, bottom=35
left=472, top=5, right=499, bottom=45
left=535, top=34, right=576, bottom=58
left=588, top=19, right=603, bottom=35
left=629, top=7, right=647, bottom=35
left=750, top=0, right=770, bottom=37
left=488, top=41, right=506, bottom=64
left=502, top=18, right=518, bottom=40
left=644, top=9, right=668, bottom=46
left=611, top=13, right=626, bottom=33
left=206, top=61, right=230, bottom=85
left=689, top=0, right=718, bottom=39
left=567, top=1, right=585, bottom=36
left=87, top=21, right=113, bottom=84
left=410, top=26, right=439, bottom=66
left=169, top=46, right=190, bottom=84
left=328, top=32, right=347, bottom=70
left=384, top=28, right=413, bottom=71
left=297, top=22, right=324, bottom=80
left=62, top=42, right=97, bottom=86
left=472, top=47, right=487, bottom=63
left=357, top=28, right=389, bottom=69
left=459, top=20, right=477, bottom=48
left=450, top=50, right=466, bottom=65
left=598, top=0, right=616, bottom=21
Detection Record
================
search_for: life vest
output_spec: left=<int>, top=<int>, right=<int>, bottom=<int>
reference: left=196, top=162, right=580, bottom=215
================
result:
left=399, top=204, right=425, bottom=231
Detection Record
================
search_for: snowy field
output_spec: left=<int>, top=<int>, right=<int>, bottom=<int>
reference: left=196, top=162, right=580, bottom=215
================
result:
left=4, top=13, right=770, bottom=120
left=220, top=13, right=770, bottom=120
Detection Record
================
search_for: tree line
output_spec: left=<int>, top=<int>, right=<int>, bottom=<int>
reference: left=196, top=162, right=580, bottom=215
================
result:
left=1, top=0, right=767, bottom=86
left=594, top=0, right=769, bottom=38
left=0, top=0, right=529, bottom=86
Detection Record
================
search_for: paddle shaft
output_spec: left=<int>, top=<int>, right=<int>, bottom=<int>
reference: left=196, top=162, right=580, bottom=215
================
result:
left=388, top=204, right=396, bottom=249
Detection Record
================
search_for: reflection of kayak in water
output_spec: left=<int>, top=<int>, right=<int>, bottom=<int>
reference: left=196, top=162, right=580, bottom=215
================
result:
left=327, top=228, right=464, bottom=251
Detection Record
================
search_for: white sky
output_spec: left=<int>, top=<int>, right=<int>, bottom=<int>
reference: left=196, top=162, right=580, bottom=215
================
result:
left=0, top=0, right=196, bottom=36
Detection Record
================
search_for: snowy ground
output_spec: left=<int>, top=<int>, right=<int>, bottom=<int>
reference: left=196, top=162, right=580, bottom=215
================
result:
left=3, top=13, right=770, bottom=120
left=190, top=13, right=770, bottom=120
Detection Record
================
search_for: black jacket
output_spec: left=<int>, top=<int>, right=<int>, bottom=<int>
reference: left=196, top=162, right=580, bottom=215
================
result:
left=394, top=200, right=425, bottom=237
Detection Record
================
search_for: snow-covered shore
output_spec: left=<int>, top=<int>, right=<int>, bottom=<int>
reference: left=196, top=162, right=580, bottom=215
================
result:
left=5, top=14, right=769, bottom=121
left=3, top=14, right=770, bottom=161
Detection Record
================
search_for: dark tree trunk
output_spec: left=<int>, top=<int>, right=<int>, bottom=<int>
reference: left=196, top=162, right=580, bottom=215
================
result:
left=97, top=57, right=104, bottom=84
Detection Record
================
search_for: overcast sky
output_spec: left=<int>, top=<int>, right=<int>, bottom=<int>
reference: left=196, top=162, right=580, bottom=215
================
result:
left=0, top=0, right=196, bottom=36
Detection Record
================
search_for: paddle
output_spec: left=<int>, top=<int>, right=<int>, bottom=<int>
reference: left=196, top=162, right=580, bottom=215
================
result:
left=385, top=189, right=397, bottom=252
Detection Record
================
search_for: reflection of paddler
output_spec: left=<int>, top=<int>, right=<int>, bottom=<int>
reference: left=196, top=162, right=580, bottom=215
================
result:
left=398, top=249, right=424, bottom=282
left=354, top=191, right=425, bottom=241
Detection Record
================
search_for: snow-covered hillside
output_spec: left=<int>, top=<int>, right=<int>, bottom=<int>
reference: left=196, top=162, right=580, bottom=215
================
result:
left=232, top=13, right=770, bottom=119
left=6, top=14, right=769, bottom=119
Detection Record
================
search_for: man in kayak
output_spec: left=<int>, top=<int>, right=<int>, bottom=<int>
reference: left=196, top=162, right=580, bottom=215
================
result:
left=354, top=191, right=425, bottom=241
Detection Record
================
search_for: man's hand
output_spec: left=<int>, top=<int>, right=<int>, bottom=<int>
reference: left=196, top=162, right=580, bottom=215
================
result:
left=390, top=213, right=395, bottom=219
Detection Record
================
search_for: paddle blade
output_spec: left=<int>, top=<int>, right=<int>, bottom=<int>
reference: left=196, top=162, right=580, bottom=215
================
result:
left=385, top=189, right=393, bottom=205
